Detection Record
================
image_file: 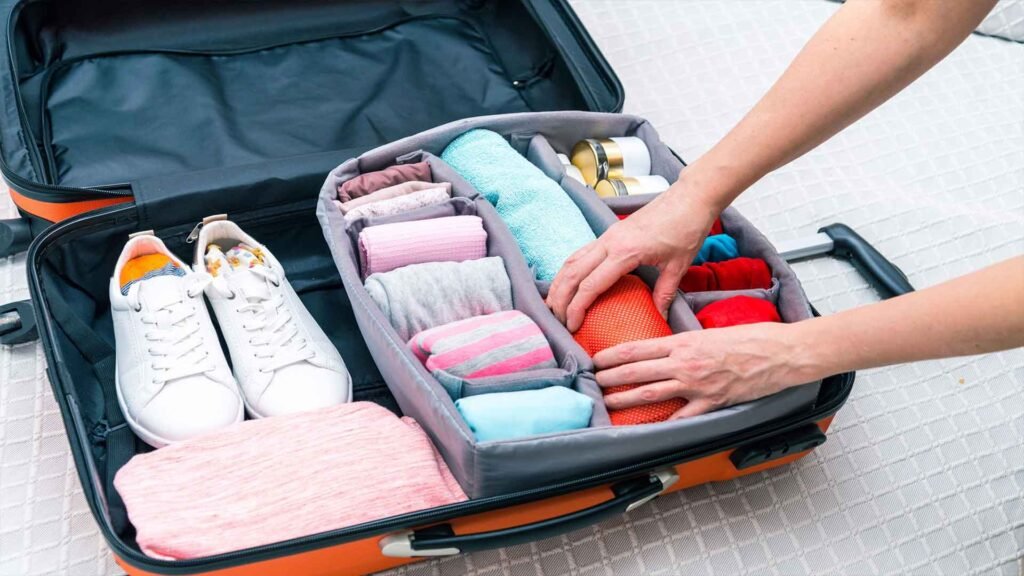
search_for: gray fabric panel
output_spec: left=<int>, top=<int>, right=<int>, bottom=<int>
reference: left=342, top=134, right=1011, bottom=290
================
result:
left=576, top=373, right=612, bottom=428
left=468, top=380, right=817, bottom=496
left=317, top=111, right=824, bottom=498
left=602, top=193, right=659, bottom=215
left=685, top=278, right=781, bottom=313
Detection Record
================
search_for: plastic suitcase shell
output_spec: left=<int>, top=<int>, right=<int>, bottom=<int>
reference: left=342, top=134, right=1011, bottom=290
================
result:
left=0, top=1, right=915, bottom=574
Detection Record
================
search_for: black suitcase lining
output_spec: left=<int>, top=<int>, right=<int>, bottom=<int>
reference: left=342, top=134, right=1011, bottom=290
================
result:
left=10, top=0, right=589, bottom=187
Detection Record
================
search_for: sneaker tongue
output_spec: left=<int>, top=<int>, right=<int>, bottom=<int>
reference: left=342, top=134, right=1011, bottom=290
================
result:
left=139, top=275, right=187, bottom=311
left=206, top=243, right=272, bottom=301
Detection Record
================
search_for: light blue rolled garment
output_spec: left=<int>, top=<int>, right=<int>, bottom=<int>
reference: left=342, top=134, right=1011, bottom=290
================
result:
left=693, top=234, right=740, bottom=265
left=455, top=386, right=593, bottom=442
left=441, top=129, right=597, bottom=281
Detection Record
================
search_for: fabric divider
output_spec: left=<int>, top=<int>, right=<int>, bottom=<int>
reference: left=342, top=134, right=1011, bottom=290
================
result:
left=685, top=278, right=781, bottom=313
left=317, top=111, right=825, bottom=499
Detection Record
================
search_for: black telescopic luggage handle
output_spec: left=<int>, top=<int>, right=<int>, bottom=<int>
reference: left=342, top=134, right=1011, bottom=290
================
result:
left=775, top=223, right=915, bottom=299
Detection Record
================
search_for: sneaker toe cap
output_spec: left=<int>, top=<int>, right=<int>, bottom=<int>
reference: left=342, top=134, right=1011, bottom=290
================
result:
left=139, top=379, right=242, bottom=443
left=254, top=364, right=351, bottom=417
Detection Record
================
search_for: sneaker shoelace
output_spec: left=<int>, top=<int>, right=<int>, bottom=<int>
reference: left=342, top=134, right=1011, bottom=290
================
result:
left=128, top=273, right=216, bottom=386
left=212, top=266, right=314, bottom=374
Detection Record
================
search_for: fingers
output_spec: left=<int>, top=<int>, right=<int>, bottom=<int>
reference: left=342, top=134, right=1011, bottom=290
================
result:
left=603, top=379, right=686, bottom=410
left=592, top=336, right=676, bottom=370
left=669, top=400, right=714, bottom=420
left=546, top=243, right=603, bottom=325
left=596, top=357, right=677, bottom=389
left=565, top=258, right=634, bottom=333
left=651, top=262, right=687, bottom=319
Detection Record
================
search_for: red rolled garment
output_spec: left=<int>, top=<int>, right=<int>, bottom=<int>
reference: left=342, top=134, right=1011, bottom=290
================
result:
left=573, top=275, right=686, bottom=425
left=680, top=257, right=773, bottom=293
left=696, top=295, right=781, bottom=329
left=338, top=162, right=433, bottom=202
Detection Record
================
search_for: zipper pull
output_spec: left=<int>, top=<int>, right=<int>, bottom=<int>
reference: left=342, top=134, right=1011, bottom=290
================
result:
left=186, top=214, right=228, bottom=244
left=186, top=222, right=204, bottom=244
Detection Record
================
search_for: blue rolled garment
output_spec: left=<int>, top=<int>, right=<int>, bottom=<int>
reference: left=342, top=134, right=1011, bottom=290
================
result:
left=455, top=386, right=594, bottom=442
left=693, top=234, right=740, bottom=265
left=441, top=129, right=597, bottom=281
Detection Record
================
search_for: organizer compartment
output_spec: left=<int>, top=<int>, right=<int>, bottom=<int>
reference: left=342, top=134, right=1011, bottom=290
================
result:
left=318, top=111, right=824, bottom=499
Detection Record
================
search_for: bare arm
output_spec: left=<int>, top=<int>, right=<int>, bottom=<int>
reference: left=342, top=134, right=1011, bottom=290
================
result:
left=548, top=0, right=999, bottom=332
left=594, top=257, right=1024, bottom=418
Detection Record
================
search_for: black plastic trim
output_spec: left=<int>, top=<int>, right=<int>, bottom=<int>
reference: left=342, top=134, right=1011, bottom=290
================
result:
left=410, top=475, right=663, bottom=554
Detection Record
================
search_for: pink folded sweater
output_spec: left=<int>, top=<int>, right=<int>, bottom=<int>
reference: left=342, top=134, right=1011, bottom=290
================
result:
left=114, top=403, right=467, bottom=560
left=358, top=215, right=488, bottom=279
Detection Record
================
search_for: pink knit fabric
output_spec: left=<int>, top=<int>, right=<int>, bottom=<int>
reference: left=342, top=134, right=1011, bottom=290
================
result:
left=338, top=181, right=452, bottom=214
left=358, top=215, right=487, bottom=279
left=113, top=403, right=467, bottom=560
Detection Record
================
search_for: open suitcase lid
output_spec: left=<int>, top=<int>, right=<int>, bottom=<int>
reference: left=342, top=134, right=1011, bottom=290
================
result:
left=0, top=0, right=622, bottom=221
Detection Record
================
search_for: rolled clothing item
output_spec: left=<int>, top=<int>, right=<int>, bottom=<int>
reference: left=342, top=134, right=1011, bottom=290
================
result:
left=680, top=257, right=773, bottom=293
left=409, top=310, right=557, bottom=379
left=365, top=256, right=513, bottom=340
left=114, top=403, right=467, bottom=560
left=344, top=187, right=452, bottom=222
left=455, top=386, right=593, bottom=442
left=573, top=275, right=686, bottom=426
left=340, top=180, right=451, bottom=214
left=441, top=129, right=596, bottom=281
left=696, top=295, right=782, bottom=329
left=693, top=234, right=739, bottom=265
left=709, top=218, right=724, bottom=236
left=338, top=161, right=432, bottom=202
left=358, top=215, right=487, bottom=279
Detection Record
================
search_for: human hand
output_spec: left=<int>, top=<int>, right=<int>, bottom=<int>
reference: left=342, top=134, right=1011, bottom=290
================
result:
left=593, top=322, right=821, bottom=418
left=547, top=181, right=718, bottom=332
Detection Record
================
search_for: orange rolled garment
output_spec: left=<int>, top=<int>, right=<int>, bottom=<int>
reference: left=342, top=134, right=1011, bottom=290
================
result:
left=573, top=275, right=686, bottom=425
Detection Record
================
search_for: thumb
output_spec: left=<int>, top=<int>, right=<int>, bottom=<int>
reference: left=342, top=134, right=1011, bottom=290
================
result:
left=651, top=264, right=686, bottom=319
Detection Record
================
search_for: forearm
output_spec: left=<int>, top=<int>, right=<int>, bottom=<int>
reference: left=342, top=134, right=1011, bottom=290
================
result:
left=678, top=0, right=997, bottom=211
left=792, top=257, right=1024, bottom=380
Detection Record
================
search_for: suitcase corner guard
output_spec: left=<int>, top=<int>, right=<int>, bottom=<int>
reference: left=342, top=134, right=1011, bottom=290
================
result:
left=379, top=469, right=679, bottom=558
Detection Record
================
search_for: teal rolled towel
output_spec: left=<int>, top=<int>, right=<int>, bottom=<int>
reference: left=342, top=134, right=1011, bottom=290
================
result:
left=441, top=129, right=597, bottom=281
left=693, top=234, right=740, bottom=265
left=455, top=386, right=594, bottom=442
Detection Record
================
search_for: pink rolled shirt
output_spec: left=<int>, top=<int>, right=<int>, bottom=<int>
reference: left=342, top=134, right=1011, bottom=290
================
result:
left=358, top=215, right=488, bottom=279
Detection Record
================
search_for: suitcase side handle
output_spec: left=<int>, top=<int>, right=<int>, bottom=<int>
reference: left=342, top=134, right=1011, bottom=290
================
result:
left=0, top=299, right=37, bottom=346
left=774, top=223, right=914, bottom=299
left=379, top=469, right=679, bottom=557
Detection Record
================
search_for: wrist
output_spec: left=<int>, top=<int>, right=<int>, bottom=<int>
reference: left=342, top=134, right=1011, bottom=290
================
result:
left=674, top=155, right=748, bottom=214
left=782, top=317, right=845, bottom=383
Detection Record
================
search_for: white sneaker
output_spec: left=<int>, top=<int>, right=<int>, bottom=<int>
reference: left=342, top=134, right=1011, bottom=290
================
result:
left=194, top=218, right=352, bottom=418
left=110, top=233, right=244, bottom=448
